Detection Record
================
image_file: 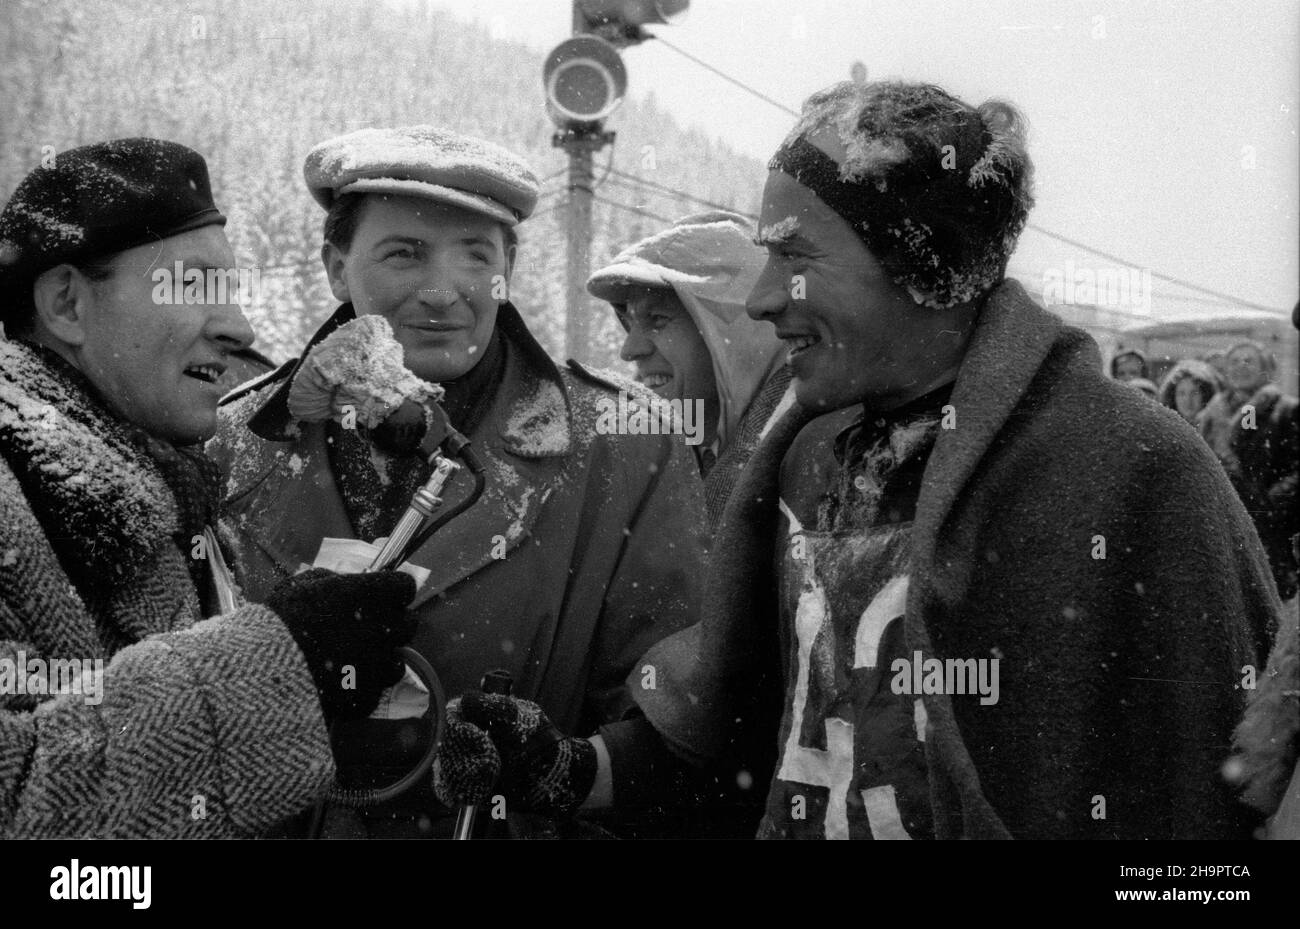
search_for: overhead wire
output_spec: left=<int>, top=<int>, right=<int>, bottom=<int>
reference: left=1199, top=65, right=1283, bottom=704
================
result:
left=1022, top=224, right=1288, bottom=316
left=649, top=35, right=800, bottom=119
left=639, top=36, right=1289, bottom=317
left=605, top=168, right=758, bottom=218
left=591, top=193, right=674, bottom=225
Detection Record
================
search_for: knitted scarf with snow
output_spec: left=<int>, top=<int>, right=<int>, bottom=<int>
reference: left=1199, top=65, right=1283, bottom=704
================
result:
left=122, top=429, right=222, bottom=605
left=0, top=339, right=229, bottom=622
left=15, top=343, right=223, bottom=608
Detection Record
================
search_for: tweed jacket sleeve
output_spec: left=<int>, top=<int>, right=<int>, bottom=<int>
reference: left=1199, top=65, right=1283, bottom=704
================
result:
left=0, top=600, right=335, bottom=839
left=0, top=455, right=334, bottom=838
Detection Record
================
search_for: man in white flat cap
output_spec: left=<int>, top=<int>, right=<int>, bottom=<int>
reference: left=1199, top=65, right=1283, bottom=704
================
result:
left=208, top=126, right=708, bottom=838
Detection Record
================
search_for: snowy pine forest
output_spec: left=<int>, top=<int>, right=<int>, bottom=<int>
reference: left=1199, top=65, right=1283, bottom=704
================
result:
left=0, top=0, right=766, bottom=367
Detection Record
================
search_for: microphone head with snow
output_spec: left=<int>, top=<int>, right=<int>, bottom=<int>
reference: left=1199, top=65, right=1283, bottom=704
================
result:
left=287, top=314, right=448, bottom=453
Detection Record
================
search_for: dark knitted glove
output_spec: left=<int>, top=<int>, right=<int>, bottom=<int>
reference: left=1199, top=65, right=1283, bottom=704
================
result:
left=449, top=691, right=598, bottom=818
left=267, top=568, right=418, bottom=725
left=431, top=706, right=502, bottom=806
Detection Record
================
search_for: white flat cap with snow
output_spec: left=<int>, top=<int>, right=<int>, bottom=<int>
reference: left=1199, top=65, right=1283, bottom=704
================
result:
left=304, top=125, right=540, bottom=226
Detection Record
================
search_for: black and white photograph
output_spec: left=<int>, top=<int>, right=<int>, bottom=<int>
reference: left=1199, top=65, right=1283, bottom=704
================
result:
left=0, top=0, right=1296, bottom=906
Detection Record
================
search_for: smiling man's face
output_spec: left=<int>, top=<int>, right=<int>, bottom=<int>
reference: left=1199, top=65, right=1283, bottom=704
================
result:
left=68, top=225, right=255, bottom=443
left=746, top=170, right=971, bottom=413
left=615, top=286, right=716, bottom=409
left=323, top=195, right=514, bottom=383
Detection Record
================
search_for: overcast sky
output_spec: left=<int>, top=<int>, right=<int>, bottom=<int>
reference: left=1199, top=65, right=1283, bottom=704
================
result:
left=430, top=0, right=1298, bottom=318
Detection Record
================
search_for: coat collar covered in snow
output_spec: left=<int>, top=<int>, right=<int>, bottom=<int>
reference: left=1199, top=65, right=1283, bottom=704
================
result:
left=242, top=301, right=572, bottom=458
left=911, top=277, right=1069, bottom=549
left=0, top=338, right=177, bottom=590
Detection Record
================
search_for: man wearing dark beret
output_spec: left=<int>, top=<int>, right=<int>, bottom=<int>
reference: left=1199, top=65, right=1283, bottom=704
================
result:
left=0, top=138, right=420, bottom=837
left=208, top=126, right=708, bottom=838
left=440, top=81, right=1282, bottom=840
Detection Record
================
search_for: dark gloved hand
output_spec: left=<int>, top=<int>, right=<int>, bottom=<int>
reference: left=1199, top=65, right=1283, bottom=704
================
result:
left=267, top=568, right=418, bottom=725
left=435, top=691, right=597, bottom=818
left=431, top=707, right=502, bottom=807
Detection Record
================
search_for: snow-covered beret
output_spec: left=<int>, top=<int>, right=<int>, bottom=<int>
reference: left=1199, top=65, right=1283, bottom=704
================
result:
left=586, top=210, right=759, bottom=306
left=0, top=138, right=225, bottom=306
left=304, top=126, right=540, bottom=226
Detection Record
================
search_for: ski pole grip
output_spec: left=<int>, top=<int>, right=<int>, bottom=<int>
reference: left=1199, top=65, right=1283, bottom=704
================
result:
left=481, top=669, right=514, bottom=696
left=452, top=669, right=515, bottom=839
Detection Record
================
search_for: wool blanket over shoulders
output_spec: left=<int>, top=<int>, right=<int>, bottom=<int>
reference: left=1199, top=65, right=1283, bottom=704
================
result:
left=633, top=278, right=1280, bottom=839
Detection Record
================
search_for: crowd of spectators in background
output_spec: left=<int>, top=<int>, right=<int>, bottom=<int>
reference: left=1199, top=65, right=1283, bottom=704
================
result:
left=1110, top=340, right=1298, bottom=602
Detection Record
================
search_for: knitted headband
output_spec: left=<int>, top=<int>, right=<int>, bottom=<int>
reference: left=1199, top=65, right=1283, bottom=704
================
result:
left=768, top=136, right=883, bottom=245
left=767, top=83, right=1032, bottom=309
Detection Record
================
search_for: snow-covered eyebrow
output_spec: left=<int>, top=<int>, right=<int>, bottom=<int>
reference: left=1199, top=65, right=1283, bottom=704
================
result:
left=753, top=229, right=813, bottom=249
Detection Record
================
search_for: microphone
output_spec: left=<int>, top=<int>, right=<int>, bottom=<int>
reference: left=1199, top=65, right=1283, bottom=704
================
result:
left=286, top=315, right=479, bottom=826
left=369, top=399, right=444, bottom=456
left=287, top=314, right=447, bottom=452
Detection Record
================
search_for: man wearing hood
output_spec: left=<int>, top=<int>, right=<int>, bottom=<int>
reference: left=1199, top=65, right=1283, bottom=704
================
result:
left=587, top=211, right=793, bottom=533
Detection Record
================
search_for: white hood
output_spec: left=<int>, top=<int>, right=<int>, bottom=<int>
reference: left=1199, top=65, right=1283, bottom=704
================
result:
left=587, top=211, right=786, bottom=451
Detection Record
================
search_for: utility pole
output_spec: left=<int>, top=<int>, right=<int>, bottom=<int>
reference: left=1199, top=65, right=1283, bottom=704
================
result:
left=562, top=0, right=594, bottom=362
left=543, top=0, right=688, bottom=360
left=561, top=132, right=600, bottom=360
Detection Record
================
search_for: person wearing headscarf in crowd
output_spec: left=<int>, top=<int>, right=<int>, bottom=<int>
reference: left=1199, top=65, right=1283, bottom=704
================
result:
left=1199, top=341, right=1277, bottom=465
left=1231, top=343, right=1298, bottom=601
left=437, top=80, right=1280, bottom=839
left=1158, top=358, right=1224, bottom=425
left=1229, top=300, right=1300, bottom=839
left=0, top=140, right=417, bottom=838
left=587, top=211, right=794, bottom=534
left=1198, top=340, right=1299, bottom=601
left=1110, top=347, right=1149, bottom=382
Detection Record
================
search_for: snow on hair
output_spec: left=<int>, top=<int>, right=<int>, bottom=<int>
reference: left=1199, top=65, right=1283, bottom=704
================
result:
left=781, top=81, right=1036, bottom=309
left=969, top=99, right=1034, bottom=201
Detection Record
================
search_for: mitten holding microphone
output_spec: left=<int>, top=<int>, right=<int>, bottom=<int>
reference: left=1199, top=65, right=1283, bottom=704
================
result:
left=267, top=568, right=418, bottom=725
left=286, top=314, right=443, bottom=434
